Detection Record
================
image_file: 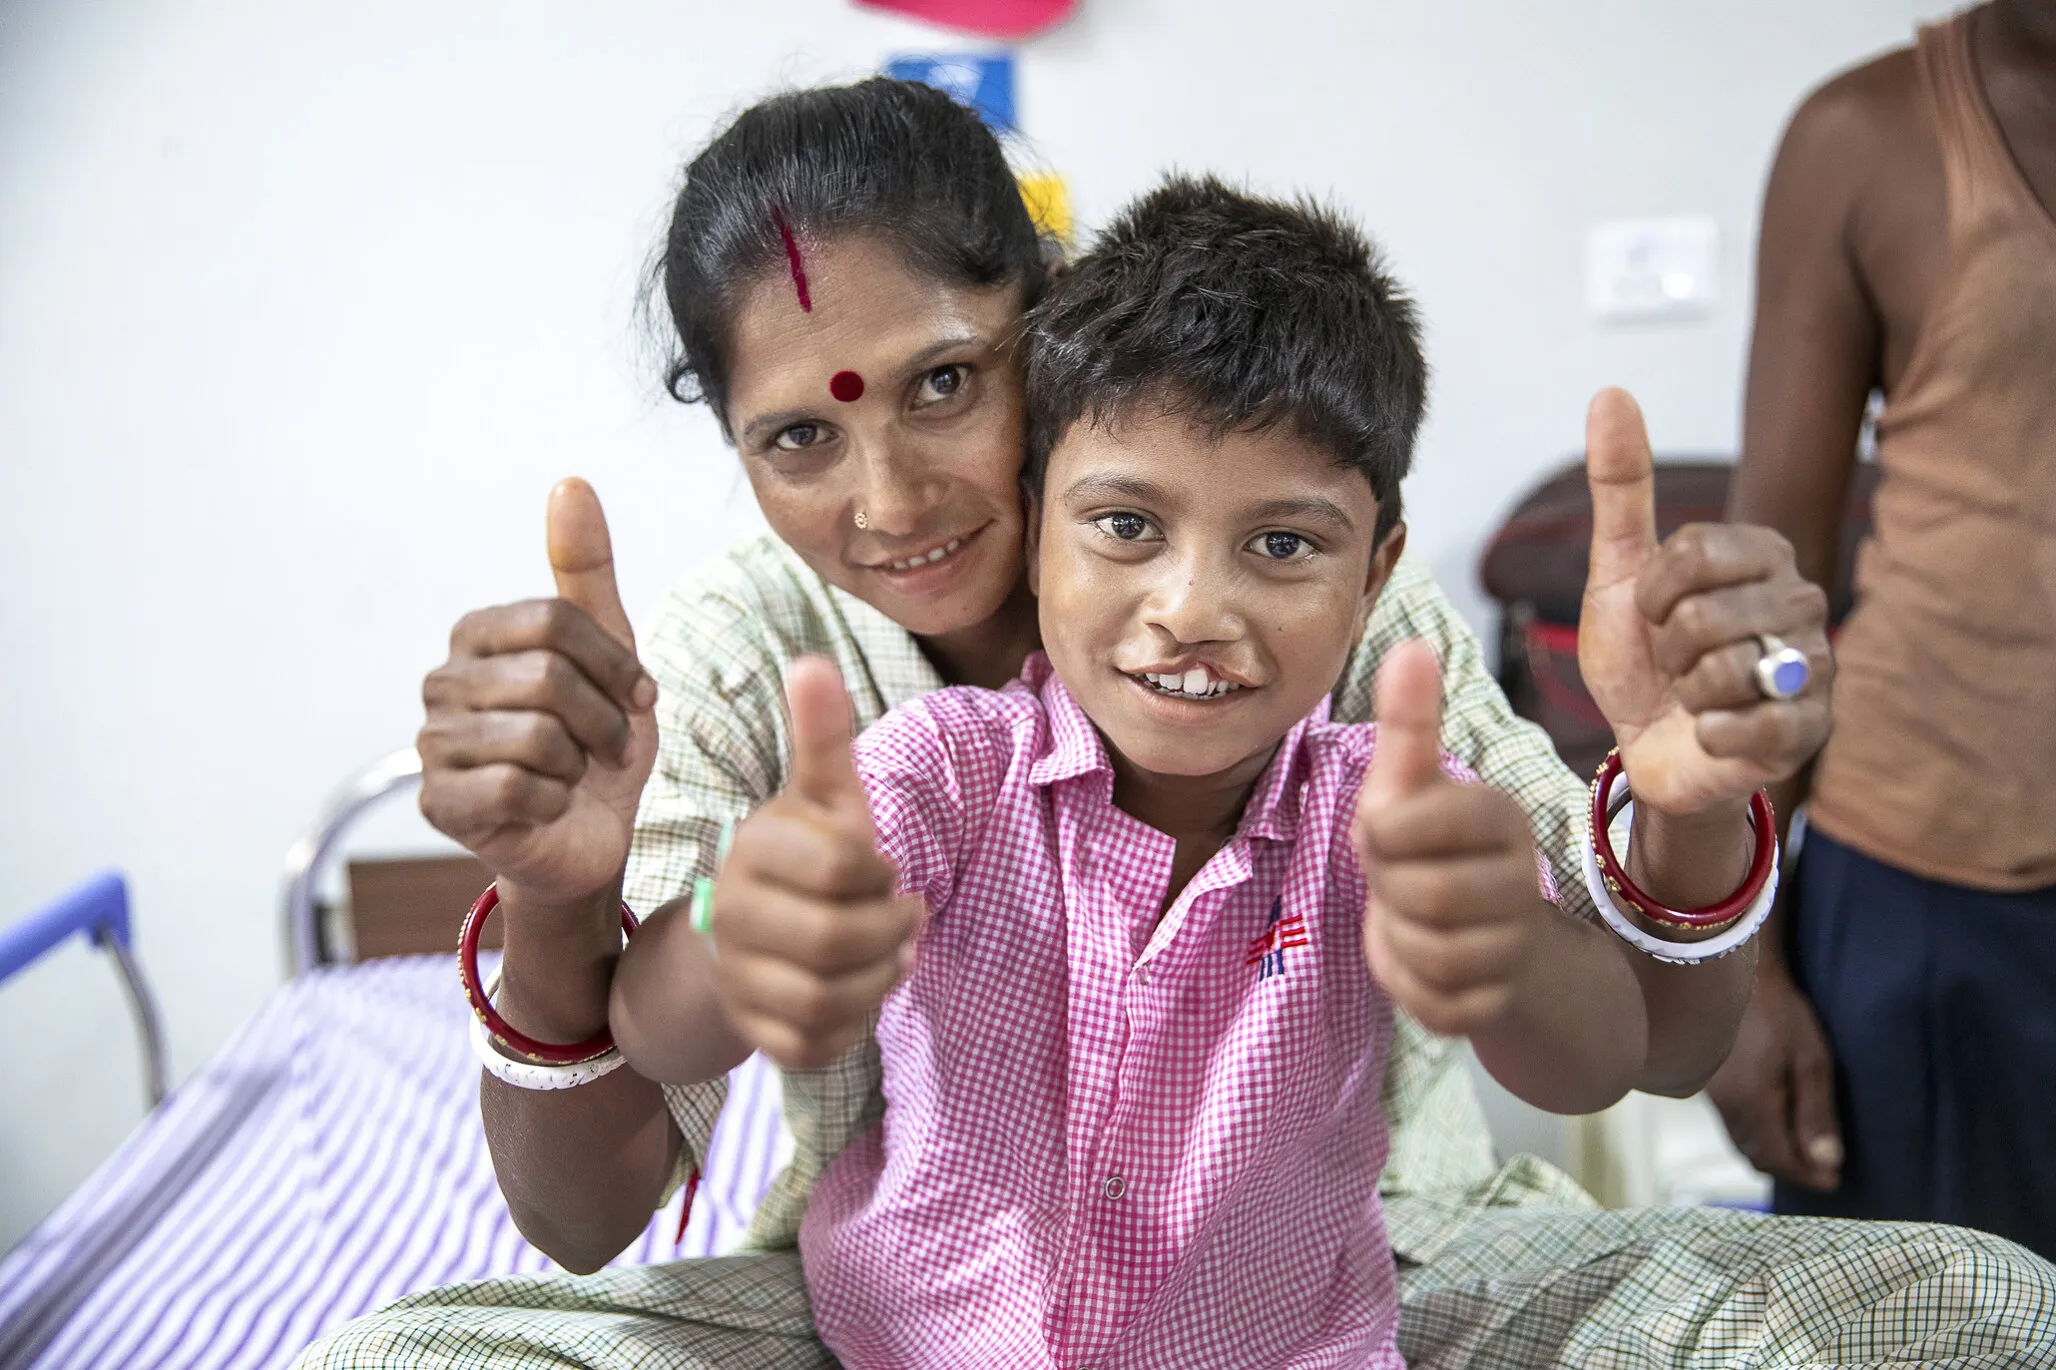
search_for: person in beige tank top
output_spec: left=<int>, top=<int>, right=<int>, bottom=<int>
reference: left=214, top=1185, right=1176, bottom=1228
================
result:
left=1715, top=1, right=2056, bottom=1255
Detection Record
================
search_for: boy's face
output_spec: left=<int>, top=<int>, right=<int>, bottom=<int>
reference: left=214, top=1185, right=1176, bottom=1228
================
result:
left=1028, top=408, right=1405, bottom=789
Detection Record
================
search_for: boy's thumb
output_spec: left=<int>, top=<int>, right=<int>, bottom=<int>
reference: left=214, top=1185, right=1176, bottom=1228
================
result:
left=547, top=478, right=635, bottom=648
left=785, top=656, right=868, bottom=821
left=1366, top=639, right=1446, bottom=804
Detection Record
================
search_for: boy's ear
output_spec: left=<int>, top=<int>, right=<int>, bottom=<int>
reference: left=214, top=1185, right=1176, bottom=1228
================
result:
left=1024, top=490, right=1045, bottom=597
left=1354, top=520, right=1407, bottom=640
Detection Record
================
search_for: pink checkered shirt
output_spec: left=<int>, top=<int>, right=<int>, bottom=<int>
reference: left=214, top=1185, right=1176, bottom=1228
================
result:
left=801, top=653, right=1453, bottom=1370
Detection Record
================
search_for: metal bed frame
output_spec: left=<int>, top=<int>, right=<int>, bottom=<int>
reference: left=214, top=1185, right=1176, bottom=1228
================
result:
left=0, top=872, right=169, bottom=1109
left=280, top=747, right=426, bottom=976
left=0, top=747, right=427, bottom=1118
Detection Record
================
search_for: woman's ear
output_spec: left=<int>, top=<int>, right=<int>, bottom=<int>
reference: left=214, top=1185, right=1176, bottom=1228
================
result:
left=1354, top=520, right=1407, bottom=639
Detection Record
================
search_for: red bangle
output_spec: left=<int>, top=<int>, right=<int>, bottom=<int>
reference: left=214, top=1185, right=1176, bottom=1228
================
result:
left=458, top=884, right=639, bottom=1065
left=1589, top=749, right=1775, bottom=930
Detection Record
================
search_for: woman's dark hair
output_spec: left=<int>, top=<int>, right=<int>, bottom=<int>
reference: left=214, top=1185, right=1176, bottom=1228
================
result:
left=654, top=78, right=1046, bottom=428
left=1023, top=174, right=1426, bottom=546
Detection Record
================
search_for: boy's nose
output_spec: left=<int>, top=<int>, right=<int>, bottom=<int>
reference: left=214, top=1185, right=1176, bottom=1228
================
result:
left=1143, top=552, right=1243, bottom=645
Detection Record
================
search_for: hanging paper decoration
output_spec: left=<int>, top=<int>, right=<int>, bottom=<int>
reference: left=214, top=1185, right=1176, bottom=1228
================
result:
left=885, top=52, right=1017, bottom=130
left=859, top=0, right=1078, bottom=41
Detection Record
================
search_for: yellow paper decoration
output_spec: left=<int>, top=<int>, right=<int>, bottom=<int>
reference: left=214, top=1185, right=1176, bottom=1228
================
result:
left=1016, top=171, right=1073, bottom=249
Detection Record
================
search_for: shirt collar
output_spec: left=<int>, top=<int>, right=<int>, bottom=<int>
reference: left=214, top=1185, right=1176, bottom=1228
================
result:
left=1024, top=653, right=1331, bottom=844
left=1238, top=695, right=1327, bottom=844
left=1025, top=654, right=1107, bottom=787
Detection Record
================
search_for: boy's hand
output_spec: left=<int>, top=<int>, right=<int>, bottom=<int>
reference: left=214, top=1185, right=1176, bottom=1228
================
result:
left=416, top=479, right=659, bottom=913
left=1355, top=640, right=1549, bottom=1037
left=1578, top=388, right=1833, bottom=816
left=710, top=658, right=924, bottom=1070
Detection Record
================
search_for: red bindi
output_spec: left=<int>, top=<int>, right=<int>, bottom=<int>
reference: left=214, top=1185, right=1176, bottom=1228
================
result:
left=770, top=206, right=812, bottom=313
left=829, top=370, right=865, bottom=402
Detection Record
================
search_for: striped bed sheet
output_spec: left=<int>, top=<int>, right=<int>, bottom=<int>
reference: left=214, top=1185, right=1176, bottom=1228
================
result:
left=0, top=955, right=792, bottom=1370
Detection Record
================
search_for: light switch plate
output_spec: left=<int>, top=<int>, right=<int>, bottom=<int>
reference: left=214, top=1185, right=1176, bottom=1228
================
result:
left=1585, top=216, right=1718, bottom=322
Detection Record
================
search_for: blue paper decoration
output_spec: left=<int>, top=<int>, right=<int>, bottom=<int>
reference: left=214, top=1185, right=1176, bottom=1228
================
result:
left=886, top=53, right=1017, bottom=130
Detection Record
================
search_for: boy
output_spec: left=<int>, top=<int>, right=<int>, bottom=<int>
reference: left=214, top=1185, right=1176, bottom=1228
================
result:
left=611, top=176, right=1762, bottom=1368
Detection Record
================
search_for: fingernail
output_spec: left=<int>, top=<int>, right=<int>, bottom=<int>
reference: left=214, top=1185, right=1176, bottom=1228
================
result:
left=1805, top=1135, right=1844, bottom=1169
left=632, top=674, right=658, bottom=710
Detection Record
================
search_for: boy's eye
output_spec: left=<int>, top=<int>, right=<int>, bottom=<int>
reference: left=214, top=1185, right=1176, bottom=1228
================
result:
left=914, top=365, right=968, bottom=405
left=1091, top=512, right=1156, bottom=542
left=773, top=422, right=828, bottom=453
left=1253, top=530, right=1314, bottom=561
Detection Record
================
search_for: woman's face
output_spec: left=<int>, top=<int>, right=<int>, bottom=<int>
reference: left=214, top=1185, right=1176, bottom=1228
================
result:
left=723, top=235, right=1029, bottom=639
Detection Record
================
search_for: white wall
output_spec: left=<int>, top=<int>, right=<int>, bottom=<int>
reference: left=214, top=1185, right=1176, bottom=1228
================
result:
left=0, top=0, right=1948, bottom=1247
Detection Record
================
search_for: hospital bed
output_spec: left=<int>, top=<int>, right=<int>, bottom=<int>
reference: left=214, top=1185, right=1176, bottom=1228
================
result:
left=0, top=753, right=792, bottom=1370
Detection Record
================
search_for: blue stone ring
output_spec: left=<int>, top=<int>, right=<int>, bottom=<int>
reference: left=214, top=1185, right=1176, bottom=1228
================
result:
left=1753, top=634, right=1811, bottom=700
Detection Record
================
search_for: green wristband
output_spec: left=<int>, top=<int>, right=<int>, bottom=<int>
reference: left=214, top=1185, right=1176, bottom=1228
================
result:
left=689, top=819, right=736, bottom=935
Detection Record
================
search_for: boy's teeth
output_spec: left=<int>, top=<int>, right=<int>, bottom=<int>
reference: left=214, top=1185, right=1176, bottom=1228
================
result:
left=1138, top=668, right=1242, bottom=699
left=888, top=537, right=962, bottom=572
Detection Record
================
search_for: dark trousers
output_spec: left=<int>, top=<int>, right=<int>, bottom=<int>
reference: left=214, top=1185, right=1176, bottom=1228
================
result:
left=1775, top=826, right=2056, bottom=1259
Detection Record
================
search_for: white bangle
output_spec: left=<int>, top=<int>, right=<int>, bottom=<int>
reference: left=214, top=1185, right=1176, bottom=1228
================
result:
left=467, top=970, right=630, bottom=1091
left=1581, top=797, right=1779, bottom=965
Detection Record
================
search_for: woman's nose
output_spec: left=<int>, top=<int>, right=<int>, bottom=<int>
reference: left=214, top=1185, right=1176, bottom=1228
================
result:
left=853, top=442, right=945, bottom=537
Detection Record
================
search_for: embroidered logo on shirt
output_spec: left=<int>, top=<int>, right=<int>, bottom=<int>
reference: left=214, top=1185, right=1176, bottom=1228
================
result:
left=1245, top=897, right=1308, bottom=981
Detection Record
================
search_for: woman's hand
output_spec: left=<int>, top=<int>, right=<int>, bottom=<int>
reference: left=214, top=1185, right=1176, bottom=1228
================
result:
left=708, top=659, right=923, bottom=1070
left=416, top=479, right=659, bottom=912
left=1578, top=388, right=1834, bottom=816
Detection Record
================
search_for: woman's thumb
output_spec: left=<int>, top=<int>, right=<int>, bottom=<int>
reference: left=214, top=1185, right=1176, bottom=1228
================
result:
left=547, top=478, right=636, bottom=648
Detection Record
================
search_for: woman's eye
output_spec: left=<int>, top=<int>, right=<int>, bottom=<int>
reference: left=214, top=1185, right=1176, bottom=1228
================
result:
left=1255, top=531, right=1313, bottom=561
left=915, top=365, right=968, bottom=404
left=772, top=423, right=826, bottom=453
left=1092, top=512, right=1154, bottom=542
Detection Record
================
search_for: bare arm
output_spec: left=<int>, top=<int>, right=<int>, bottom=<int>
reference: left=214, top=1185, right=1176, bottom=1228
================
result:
left=481, top=885, right=683, bottom=1273
left=1706, top=71, right=1886, bottom=1191
left=1731, top=81, right=1880, bottom=589
left=419, top=482, right=741, bottom=1272
left=1731, top=77, right=1881, bottom=858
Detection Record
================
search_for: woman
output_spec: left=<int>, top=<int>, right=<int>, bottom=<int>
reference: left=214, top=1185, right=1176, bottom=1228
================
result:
left=310, top=78, right=2053, bottom=1369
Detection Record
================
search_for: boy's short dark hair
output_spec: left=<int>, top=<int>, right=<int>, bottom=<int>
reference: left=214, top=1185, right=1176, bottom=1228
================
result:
left=1023, top=175, right=1426, bottom=546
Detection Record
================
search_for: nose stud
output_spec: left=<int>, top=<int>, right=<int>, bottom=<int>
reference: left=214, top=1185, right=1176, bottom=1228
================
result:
left=854, top=510, right=869, bottom=530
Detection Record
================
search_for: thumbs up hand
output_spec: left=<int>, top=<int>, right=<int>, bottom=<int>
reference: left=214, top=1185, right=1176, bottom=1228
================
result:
left=417, top=479, right=660, bottom=910
left=708, top=657, right=924, bottom=1070
left=1355, top=640, right=1552, bottom=1037
left=1577, top=389, right=1832, bottom=815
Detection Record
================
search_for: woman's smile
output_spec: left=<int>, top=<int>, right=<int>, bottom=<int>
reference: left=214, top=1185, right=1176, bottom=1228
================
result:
left=861, top=520, right=991, bottom=596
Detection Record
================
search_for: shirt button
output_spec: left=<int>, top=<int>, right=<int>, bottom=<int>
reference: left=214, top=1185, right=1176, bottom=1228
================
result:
left=1102, top=1175, right=1126, bottom=1200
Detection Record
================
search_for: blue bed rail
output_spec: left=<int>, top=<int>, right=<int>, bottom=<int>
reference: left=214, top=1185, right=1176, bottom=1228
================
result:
left=0, top=871, right=170, bottom=1108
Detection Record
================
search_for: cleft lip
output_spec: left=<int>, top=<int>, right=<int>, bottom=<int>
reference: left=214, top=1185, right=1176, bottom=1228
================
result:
left=1120, top=659, right=1257, bottom=690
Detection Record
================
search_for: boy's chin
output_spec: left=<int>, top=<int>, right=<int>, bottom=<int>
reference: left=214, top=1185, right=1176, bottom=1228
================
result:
left=1099, top=724, right=1273, bottom=784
